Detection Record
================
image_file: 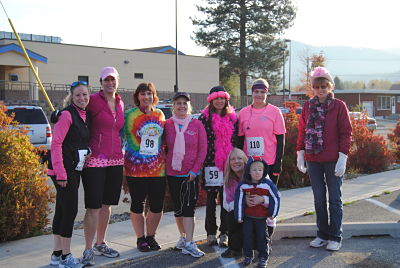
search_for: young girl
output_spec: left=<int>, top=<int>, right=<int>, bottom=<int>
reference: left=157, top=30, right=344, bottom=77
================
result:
left=234, top=156, right=280, bottom=267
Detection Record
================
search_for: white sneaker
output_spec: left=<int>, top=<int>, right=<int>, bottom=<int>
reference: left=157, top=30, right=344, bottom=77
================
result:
left=309, top=237, right=328, bottom=248
left=174, top=236, right=186, bottom=250
left=326, top=240, right=342, bottom=251
left=218, top=234, right=228, bottom=247
left=182, top=241, right=205, bottom=258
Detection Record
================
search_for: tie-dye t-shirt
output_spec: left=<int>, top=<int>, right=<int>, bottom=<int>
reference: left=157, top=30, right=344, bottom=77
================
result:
left=124, top=107, right=165, bottom=177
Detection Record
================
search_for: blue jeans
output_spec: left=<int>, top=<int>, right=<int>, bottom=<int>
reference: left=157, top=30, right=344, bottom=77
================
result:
left=242, top=217, right=269, bottom=258
left=307, top=161, right=343, bottom=242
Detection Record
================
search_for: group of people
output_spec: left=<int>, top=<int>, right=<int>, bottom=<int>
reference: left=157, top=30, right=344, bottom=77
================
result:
left=47, top=65, right=352, bottom=268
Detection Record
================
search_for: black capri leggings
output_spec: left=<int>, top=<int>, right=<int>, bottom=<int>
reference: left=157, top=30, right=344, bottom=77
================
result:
left=50, top=175, right=80, bottom=238
left=167, top=176, right=199, bottom=217
left=126, top=177, right=166, bottom=214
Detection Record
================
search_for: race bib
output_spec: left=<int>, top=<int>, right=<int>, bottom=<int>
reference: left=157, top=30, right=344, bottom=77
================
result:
left=75, top=149, right=89, bottom=171
left=246, top=137, right=264, bottom=156
left=204, top=166, right=223, bottom=187
left=139, top=135, right=159, bottom=155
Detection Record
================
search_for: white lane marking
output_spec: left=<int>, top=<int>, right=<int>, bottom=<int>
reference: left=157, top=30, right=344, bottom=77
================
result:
left=366, top=198, right=400, bottom=216
left=213, top=245, right=241, bottom=268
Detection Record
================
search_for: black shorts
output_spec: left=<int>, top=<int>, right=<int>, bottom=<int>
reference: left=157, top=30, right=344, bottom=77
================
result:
left=167, top=176, right=199, bottom=217
left=82, top=165, right=123, bottom=209
left=126, top=176, right=166, bottom=214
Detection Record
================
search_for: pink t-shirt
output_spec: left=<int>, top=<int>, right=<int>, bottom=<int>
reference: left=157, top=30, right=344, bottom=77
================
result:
left=238, top=104, right=286, bottom=165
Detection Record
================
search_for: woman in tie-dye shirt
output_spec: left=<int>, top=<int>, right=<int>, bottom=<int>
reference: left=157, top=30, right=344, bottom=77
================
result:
left=123, top=82, right=166, bottom=253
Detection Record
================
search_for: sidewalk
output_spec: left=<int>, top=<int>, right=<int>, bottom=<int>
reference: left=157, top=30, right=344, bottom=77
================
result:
left=1, top=169, right=399, bottom=268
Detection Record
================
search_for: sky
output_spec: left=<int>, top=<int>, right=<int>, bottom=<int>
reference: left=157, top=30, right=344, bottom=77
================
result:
left=0, top=0, right=399, bottom=56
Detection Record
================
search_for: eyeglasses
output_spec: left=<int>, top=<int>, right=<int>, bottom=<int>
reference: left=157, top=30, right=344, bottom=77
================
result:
left=71, top=81, right=88, bottom=88
left=312, top=85, right=328, bottom=90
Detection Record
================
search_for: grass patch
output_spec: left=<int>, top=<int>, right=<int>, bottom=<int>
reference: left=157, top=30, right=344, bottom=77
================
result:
left=371, top=194, right=380, bottom=198
left=383, top=191, right=392, bottom=195
left=343, top=201, right=356, bottom=206
left=303, top=211, right=315, bottom=216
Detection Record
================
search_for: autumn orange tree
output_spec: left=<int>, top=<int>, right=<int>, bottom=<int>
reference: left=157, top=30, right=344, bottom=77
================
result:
left=0, top=103, right=54, bottom=241
left=387, top=120, right=400, bottom=162
left=348, top=112, right=393, bottom=173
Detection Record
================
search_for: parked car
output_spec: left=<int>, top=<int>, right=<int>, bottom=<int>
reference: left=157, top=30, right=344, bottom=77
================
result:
left=156, top=100, right=173, bottom=119
left=296, top=107, right=303, bottom=114
left=6, top=105, right=52, bottom=150
left=278, top=107, right=290, bottom=114
left=192, top=113, right=201, bottom=119
left=349, top=111, right=377, bottom=131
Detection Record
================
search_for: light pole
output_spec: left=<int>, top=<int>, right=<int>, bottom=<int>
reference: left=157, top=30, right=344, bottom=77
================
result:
left=174, top=0, right=178, bottom=92
left=282, top=47, right=286, bottom=103
left=284, top=39, right=291, bottom=99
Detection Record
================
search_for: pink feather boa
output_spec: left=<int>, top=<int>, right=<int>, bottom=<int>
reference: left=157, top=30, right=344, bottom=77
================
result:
left=202, top=106, right=237, bottom=171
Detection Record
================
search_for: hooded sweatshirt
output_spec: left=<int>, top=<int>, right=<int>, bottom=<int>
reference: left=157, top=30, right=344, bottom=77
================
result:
left=234, top=156, right=280, bottom=221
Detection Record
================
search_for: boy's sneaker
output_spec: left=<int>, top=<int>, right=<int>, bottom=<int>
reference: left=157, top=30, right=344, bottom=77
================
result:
left=207, top=234, right=217, bottom=246
left=243, top=256, right=253, bottom=266
left=218, top=234, right=228, bottom=247
left=309, top=237, right=328, bottom=248
left=81, top=248, right=95, bottom=266
left=174, top=236, right=186, bottom=251
left=137, top=237, right=150, bottom=252
left=257, top=257, right=268, bottom=268
left=221, top=248, right=242, bottom=258
left=146, top=235, right=161, bottom=250
left=93, top=242, right=119, bottom=258
left=58, top=254, right=82, bottom=268
left=181, top=241, right=205, bottom=258
left=50, top=253, right=61, bottom=266
left=326, top=240, right=342, bottom=251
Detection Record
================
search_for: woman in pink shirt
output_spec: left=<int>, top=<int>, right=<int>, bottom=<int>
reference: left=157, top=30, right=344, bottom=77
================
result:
left=238, top=78, right=286, bottom=237
left=164, top=92, right=207, bottom=258
left=48, top=81, right=90, bottom=268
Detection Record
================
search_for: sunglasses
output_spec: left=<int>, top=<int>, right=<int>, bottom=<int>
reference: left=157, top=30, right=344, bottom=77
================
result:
left=71, top=81, right=88, bottom=88
left=312, top=85, right=328, bottom=90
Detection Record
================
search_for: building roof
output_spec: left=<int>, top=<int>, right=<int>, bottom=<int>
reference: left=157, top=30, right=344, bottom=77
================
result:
left=286, top=89, right=400, bottom=95
left=133, top=45, right=185, bottom=55
left=0, top=43, right=47, bottom=63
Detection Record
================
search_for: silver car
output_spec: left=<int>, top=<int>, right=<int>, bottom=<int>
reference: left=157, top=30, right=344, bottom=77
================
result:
left=6, top=105, right=52, bottom=150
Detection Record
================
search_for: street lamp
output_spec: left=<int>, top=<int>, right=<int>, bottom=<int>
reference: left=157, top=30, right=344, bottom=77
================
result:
left=281, top=47, right=286, bottom=103
left=284, top=39, right=291, bottom=99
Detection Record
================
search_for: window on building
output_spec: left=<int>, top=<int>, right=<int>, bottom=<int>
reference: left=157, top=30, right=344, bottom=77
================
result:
left=78, top=76, right=89, bottom=84
left=397, top=96, right=400, bottom=103
left=134, top=73, right=144, bottom=79
left=377, top=96, right=391, bottom=110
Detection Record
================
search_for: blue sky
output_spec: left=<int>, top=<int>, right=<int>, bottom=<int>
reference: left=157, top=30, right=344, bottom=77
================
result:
left=0, top=0, right=399, bottom=56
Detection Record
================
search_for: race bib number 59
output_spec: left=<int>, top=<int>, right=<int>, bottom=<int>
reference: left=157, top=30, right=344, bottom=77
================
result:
left=204, top=166, right=223, bottom=187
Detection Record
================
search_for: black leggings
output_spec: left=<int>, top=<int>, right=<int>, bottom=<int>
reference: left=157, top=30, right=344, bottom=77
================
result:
left=167, top=176, right=199, bottom=217
left=51, top=175, right=80, bottom=238
left=205, top=189, right=228, bottom=236
left=127, top=177, right=166, bottom=214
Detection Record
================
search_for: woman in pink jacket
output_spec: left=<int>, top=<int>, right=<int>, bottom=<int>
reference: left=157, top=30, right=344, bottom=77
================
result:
left=81, top=67, right=125, bottom=266
left=164, top=92, right=207, bottom=258
left=48, top=81, right=90, bottom=268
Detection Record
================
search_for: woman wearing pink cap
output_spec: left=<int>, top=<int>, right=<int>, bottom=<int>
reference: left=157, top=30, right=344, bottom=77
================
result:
left=237, top=78, right=286, bottom=237
left=198, top=86, right=238, bottom=247
left=81, top=67, right=125, bottom=266
left=296, top=67, right=352, bottom=251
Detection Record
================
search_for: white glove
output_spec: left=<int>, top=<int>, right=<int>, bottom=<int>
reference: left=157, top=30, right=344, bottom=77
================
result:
left=296, top=150, right=307, bottom=174
left=334, top=152, right=348, bottom=177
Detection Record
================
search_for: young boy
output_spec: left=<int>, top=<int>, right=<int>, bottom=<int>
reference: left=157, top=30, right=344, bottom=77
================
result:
left=234, top=156, right=280, bottom=268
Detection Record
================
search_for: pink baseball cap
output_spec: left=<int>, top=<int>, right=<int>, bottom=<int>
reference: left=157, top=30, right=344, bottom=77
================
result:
left=100, top=66, right=119, bottom=80
left=311, top=67, right=334, bottom=85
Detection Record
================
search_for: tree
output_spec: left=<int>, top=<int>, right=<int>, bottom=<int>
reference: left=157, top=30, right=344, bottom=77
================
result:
left=334, top=76, right=343, bottom=89
left=192, top=0, right=296, bottom=101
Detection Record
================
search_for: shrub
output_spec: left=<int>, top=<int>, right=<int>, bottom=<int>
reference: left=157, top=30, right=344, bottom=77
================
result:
left=387, top=120, right=400, bottom=162
left=279, top=101, right=310, bottom=189
left=348, top=111, right=393, bottom=173
left=0, top=103, right=54, bottom=241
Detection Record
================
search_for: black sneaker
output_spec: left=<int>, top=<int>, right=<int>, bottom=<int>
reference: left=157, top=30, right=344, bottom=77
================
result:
left=244, top=256, right=253, bottom=266
left=258, top=257, right=268, bottom=268
left=221, top=248, right=242, bottom=258
left=146, top=235, right=161, bottom=251
left=137, top=237, right=150, bottom=252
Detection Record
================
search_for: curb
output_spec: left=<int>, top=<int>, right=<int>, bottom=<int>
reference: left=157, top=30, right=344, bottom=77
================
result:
left=274, top=222, right=400, bottom=240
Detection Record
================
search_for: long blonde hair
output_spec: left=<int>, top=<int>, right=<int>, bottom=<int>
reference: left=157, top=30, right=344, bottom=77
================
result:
left=224, top=148, right=248, bottom=187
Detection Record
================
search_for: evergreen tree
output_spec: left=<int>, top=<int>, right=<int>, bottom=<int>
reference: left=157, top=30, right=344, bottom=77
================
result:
left=334, top=76, right=343, bottom=89
left=192, top=0, right=296, bottom=100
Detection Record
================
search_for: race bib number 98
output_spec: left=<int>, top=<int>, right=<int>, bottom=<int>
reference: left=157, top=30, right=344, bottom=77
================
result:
left=204, top=166, right=223, bottom=187
left=246, top=137, right=264, bottom=156
left=139, top=135, right=159, bottom=155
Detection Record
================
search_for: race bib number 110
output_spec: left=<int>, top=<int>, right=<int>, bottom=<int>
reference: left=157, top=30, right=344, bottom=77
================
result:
left=246, top=137, right=264, bottom=156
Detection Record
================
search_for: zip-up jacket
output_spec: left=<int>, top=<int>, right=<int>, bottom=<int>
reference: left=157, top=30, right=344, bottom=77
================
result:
left=87, top=91, right=124, bottom=160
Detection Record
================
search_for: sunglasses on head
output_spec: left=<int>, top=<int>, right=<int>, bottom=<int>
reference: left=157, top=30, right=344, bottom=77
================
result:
left=312, top=85, right=328, bottom=90
left=71, top=81, right=88, bottom=88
